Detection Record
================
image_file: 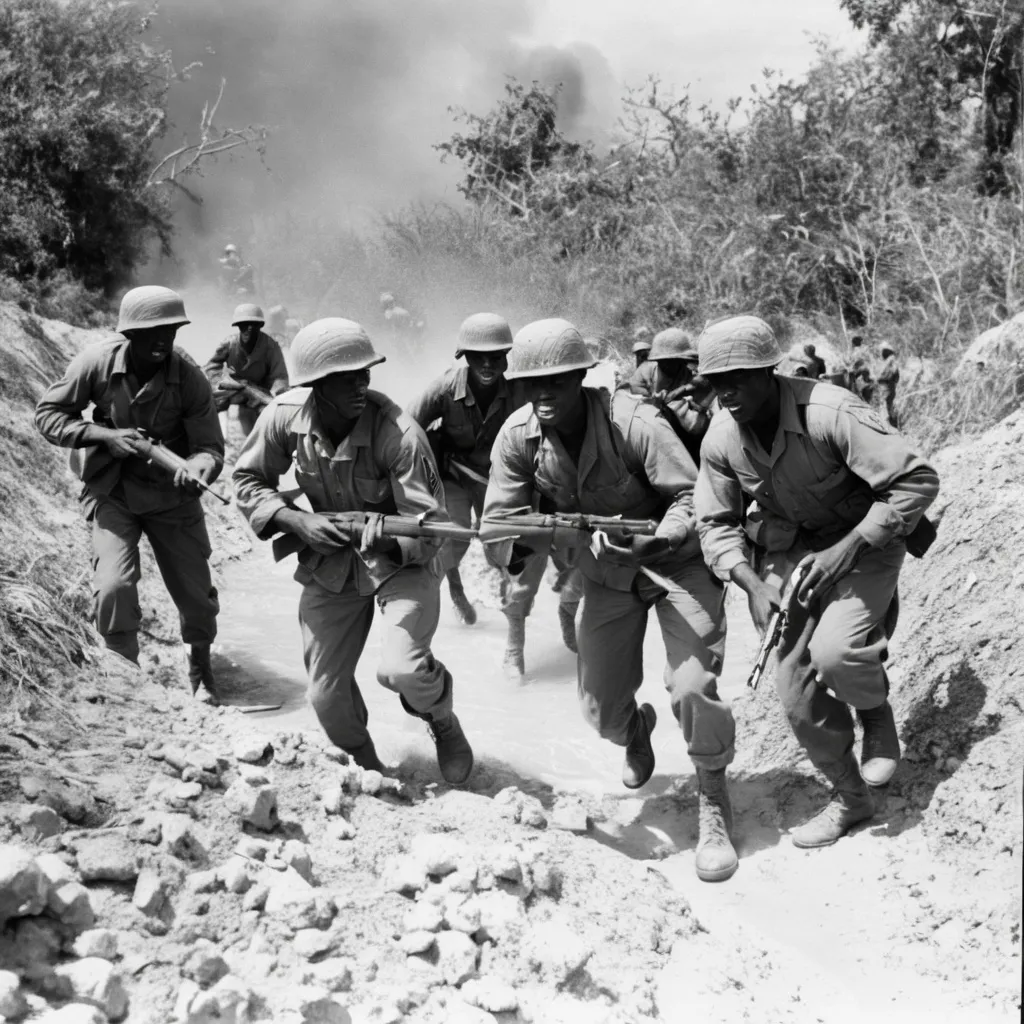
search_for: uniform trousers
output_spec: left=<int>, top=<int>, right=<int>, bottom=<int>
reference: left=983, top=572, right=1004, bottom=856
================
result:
left=576, top=559, right=733, bottom=770
left=298, top=566, right=452, bottom=751
left=763, top=541, right=904, bottom=769
left=87, top=492, right=219, bottom=659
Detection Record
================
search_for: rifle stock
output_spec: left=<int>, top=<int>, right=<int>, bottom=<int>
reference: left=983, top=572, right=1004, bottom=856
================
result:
left=136, top=439, right=230, bottom=506
left=746, top=563, right=809, bottom=690
left=480, top=511, right=659, bottom=547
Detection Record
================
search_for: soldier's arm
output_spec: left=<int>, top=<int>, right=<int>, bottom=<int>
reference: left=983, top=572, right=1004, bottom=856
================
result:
left=34, top=348, right=109, bottom=448
left=405, top=375, right=446, bottom=429
left=203, top=339, right=231, bottom=381
left=694, top=433, right=751, bottom=581
left=265, top=337, right=291, bottom=395
left=479, top=422, right=537, bottom=567
left=827, top=403, right=939, bottom=548
left=232, top=406, right=297, bottom=538
left=625, top=364, right=653, bottom=398
left=180, top=364, right=227, bottom=483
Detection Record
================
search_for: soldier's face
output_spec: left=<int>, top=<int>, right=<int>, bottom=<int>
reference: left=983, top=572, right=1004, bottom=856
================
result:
left=706, top=368, right=775, bottom=424
left=465, top=351, right=508, bottom=389
left=239, top=323, right=261, bottom=347
left=523, top=371, right=586, bottom=428
left=124, top=325, right=178, bottom=370
left=315, top=369, right=371, bottom=419
left=656, top=358, right=694, bottom=383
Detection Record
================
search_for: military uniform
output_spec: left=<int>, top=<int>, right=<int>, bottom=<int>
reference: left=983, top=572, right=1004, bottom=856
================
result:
left=205, top=329, right=290, bottom=435
left=35, top=338, right=224, bottom=660
left=233, top=388, right=454, bottom=751
left=875, top=353, right=900, bottom=427
left=695, top=376, right=939, bottom=768
left=483, top=387, right=733, bottom=768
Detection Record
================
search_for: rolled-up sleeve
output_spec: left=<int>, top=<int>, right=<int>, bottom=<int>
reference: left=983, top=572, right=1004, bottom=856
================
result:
left=830, top=405, right=939, bottom=548
left=631, top=406, right=697, bottom=546
left=34, top=349, right=102, bottom=448
left=695, top=433, right=750, bottom=580
left=479, top=422, right=536, bottom=567
left=233, top=406, right=295, bottom=539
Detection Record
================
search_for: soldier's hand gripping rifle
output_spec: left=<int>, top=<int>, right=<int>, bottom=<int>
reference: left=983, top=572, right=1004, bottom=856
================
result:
left=215, top=376, right=273, bottom=408
left=134, top=437, right=230, bottom=506
left=746, top=563, right=810, bottom=691
left=271, top=512, right=477, bottom=562
left=479, top=509, right=659, bottom=549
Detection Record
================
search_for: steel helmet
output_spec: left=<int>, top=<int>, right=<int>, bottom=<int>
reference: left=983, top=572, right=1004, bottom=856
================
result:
left=289, top=318, right=385, bottom=386
left=454, top=313, right=513, bottom=358
left=116, top=286, right=190, bottom=333
left=632, top=338, right=652, bottom=355
left=697, top=316, right=782, bottom=376
left=231, top=303, right=265, bottom=327
left=632, top=325, right=652, bottom=341
left=505, top=318, right=596, bottom=380
left=649, top=327, right=698, bottom=362
left=224, top=243, right=238, bottom=254
left=379, top=292, right=396, bottom=309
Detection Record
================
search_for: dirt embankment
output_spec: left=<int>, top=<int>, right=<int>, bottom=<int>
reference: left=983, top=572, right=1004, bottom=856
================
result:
left=0, top=303, right=1020, bottom=1023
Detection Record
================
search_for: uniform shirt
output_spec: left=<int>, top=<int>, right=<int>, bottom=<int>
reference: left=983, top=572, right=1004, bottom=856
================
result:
left=204, top=330, right=289, bottom=394
left=695, top=376, right=939, bottom=579
left=233, top=388, right=448, bottom=596
left=34, top=338, right=224, bottom=514
left=406, top=367, right=526, bottom=479
left=876, top=355, right=900, bottom=395
left=481, top=388, right=702, bottom=592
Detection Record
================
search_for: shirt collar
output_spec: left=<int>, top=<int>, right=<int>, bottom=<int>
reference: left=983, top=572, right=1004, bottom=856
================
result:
left=111, top=338, right=180, bottom=384
left=295, top=390, right=374, bottom=454
left=454, top=366, right=511, bottom=407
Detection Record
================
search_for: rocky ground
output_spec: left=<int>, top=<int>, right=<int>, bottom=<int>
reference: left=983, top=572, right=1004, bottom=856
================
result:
left=0, top=303, right=1021, bottom=1023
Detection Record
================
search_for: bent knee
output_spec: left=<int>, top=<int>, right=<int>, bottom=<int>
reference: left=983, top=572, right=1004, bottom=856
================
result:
left=377, top=650, right=435, bottom=691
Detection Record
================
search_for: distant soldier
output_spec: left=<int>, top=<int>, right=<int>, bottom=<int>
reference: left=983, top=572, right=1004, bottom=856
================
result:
left=625, top=327, right=712, bottom=465
left=803, top=343, right=827, bottom=380
left=34, top=287, right=224, bottom=697
left=694, top=316, right=939, bottom=849
left=204, top=304, right=290, bottom=438
left=848, top=335, right=874, bottom=403
left=875, top=343, right=900, bottom=427
left=218, top=244, right=256, bottom=298
left=779, top=344, right=815, bottom=378
left=632, top=326, right=653, bottom=369
left=482, top=319, right=738, bottom=883
left=233, top=319, right=474, bottom=782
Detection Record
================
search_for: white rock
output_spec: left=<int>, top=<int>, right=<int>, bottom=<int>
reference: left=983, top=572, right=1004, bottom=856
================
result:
left=283, top=840, right=313, bottom=883
left=326, top=819, right=355, bottom=841
left=19, top=803, right=63, bottom=840
left=132, top=867, right=165, bottom=915
left=474, top=890, right=526, bottom=944
left=235, top=836, right=271, bottom=860
left=359, top=770, right=383, bottom=796
left=186, top=869, right=221, bottom=894
left=524, top=919, right=593, bottom=984
left=518, top=796, right=547, bottom=829
left=54, top=958, right=129, bottom=1021
left=288, top=985, right=351, bottom=1022
left=35, top=1006, right=108, bottom=1024
left=233, top=736, right=271, bottom=764
left=434, top=930, right=479, bottom=986
left=487, top=844, right=521, bottom=883
left=219, top=856, right=253, bottom=894
left=73, top=928, right=119, bottom=960
left=185, top=974, right=252, bottom=1024
left=265, top=873, right=335, bottom=930
left=445, top=1002, right=498, bottom=1024
left=530, top=858, right=560, bottom=895
left=446, top=896, right=481, bottom=935
left=161, top=814, right=206, bottom=861
left=36, top=852, right=77, bottom=886
left=47, top=880, right=96, bottom=930
left=236, top=763, right=271, bottom=786
left=381, top=855, right=427, bottom=894
left=171, top=781, right=204, bottom=802
left=410, top=833, right=467, bottom=876
left=460, top=976, right=519, bottom=1014
left=74, top=836, right=140, bottom=883
left=0, top=969, right=28, bottom=1020
left=321, top=787, right=346, bottom=815
left=223, top=779, right=278, bottom=831
left=242, top=883, right=269, bottom=912
left=403, top=901, right=444, bottom=933
left=184, top=941, right=229, bottom=987
left=294, top=927, right=338, bottom=960
left=304, top=958, right=353, bottom=993
left=398, top=930, right=436, bottom=955
left=549, top=797, right=589, bottom=833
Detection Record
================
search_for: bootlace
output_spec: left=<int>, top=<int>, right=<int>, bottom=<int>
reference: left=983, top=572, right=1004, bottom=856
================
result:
left=698, top=790, right=732, bottom=845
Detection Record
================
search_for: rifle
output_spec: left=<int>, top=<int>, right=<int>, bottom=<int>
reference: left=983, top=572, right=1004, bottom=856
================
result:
left=480, top=509, right=659, bottom=548
left=215, top=376, right=272, bottom=407
left=271, top=512, right=476, bottom=562
left=134, top=438, right=230, bottom=506
left=746, top=563, right=810, bottom=691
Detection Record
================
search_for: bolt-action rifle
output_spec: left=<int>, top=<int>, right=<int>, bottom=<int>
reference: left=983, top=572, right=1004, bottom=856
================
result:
left=215, top=376, right=273, bottom=407
left=746, top=563, right=810, bottom=691
left=135, top=438, right=229, bottom=506
left=479, top=509, right=659, bottom=548
left=271, top=512, right=476, bottom=562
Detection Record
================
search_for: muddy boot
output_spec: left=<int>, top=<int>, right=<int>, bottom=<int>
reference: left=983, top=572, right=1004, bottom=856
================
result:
left=791, top=755, right=875, bottom=849
left=187, top=644, right=221, bottom=704
left=345, top=737, right=385, bottom=773
left=502, top=612, right=526, bottom=681
left=623, top=703, right=657, bottom=790
left=447, top=568, right=477, bottom=626
left=558, top=601, right=578, bottom=654
left=695, top=768, right=738, bottom=882
left=427, top=712, right=474, bottom=785
left=857, top=700, right=900, bottom=786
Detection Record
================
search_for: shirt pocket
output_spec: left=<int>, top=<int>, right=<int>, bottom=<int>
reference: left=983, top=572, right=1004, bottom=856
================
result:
left=583, top=469, right=649, bottom=516
left=354, top=474, right=393, bottom=511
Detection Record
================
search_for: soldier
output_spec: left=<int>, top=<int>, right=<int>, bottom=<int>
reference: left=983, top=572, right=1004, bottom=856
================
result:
left=876, top=343, right=900, bottom=427
left=218, top=244, right=256, bottom=297
left=482, top=319, right=738, bottom=883
left=205, top=304, right=290, bottom=438
left=693, top=316, right=939, bottom=848
left=406, top=314, right=579, bottom=677
left=632, top=329, right=653, bottom=369
left=803, top=343, right=827, bottom=380
left=779, top=344, right=815, bottom=378
left=625, top=327, right=713, bottom=465
left=233, top=318, right=474, bottom=783
left=34, top=287, right=224, bottom=697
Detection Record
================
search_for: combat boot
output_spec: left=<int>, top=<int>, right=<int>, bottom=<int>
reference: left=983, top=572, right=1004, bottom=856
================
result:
left=427, top=712, right=474, bottom=785
left=623, top=703, right=657, bottom=789
left=558, top=602, right=578, bottom=654
left=791, top=755, right=874, bottom=849
left=695, top=767, right=739, bottom=882
left=446, top=568, right=477, bottom=626
left=345, top=737, right=385, bottom=773
left=104, top=630, right=139, bottom=665
left=857, top=700, right=900, bottom=786
left=502, top=612, right=526, bottom=681
left=187, top=644, right=221, bottom=704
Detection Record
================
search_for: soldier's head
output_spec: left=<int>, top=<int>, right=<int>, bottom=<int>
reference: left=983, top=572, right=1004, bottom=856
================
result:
left=455, top=313, right=513, bottom=390
left=290, top=318, right=385, bottom=421
left=649, top=328, right=698, bottom=383
left=232, top=303, right=265, bottom=348
left=505, top=319, right=596, bottom=429
left=697, top=315, right=783, bottom=425
left=379, top=292, right=396, bottom=311
left=632, top=337, right=652, bottom=367
left=117, top=286, right=190, bottom=371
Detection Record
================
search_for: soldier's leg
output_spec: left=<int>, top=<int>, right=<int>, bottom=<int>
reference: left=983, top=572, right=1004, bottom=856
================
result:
left=555, top=562, right=582, bottom=654
left=298, top=578, right=375, bottom=753
left=89, top=495, right=144, bottom=663
left=375, top=566, right=472, bottom=783
left=577, top=576, right=656, bottom=788
left=442, top=478, right=476, bottom=625
left=500, top=552, right=547, bottom=678
left=649, top=563, right=737, bottom=881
